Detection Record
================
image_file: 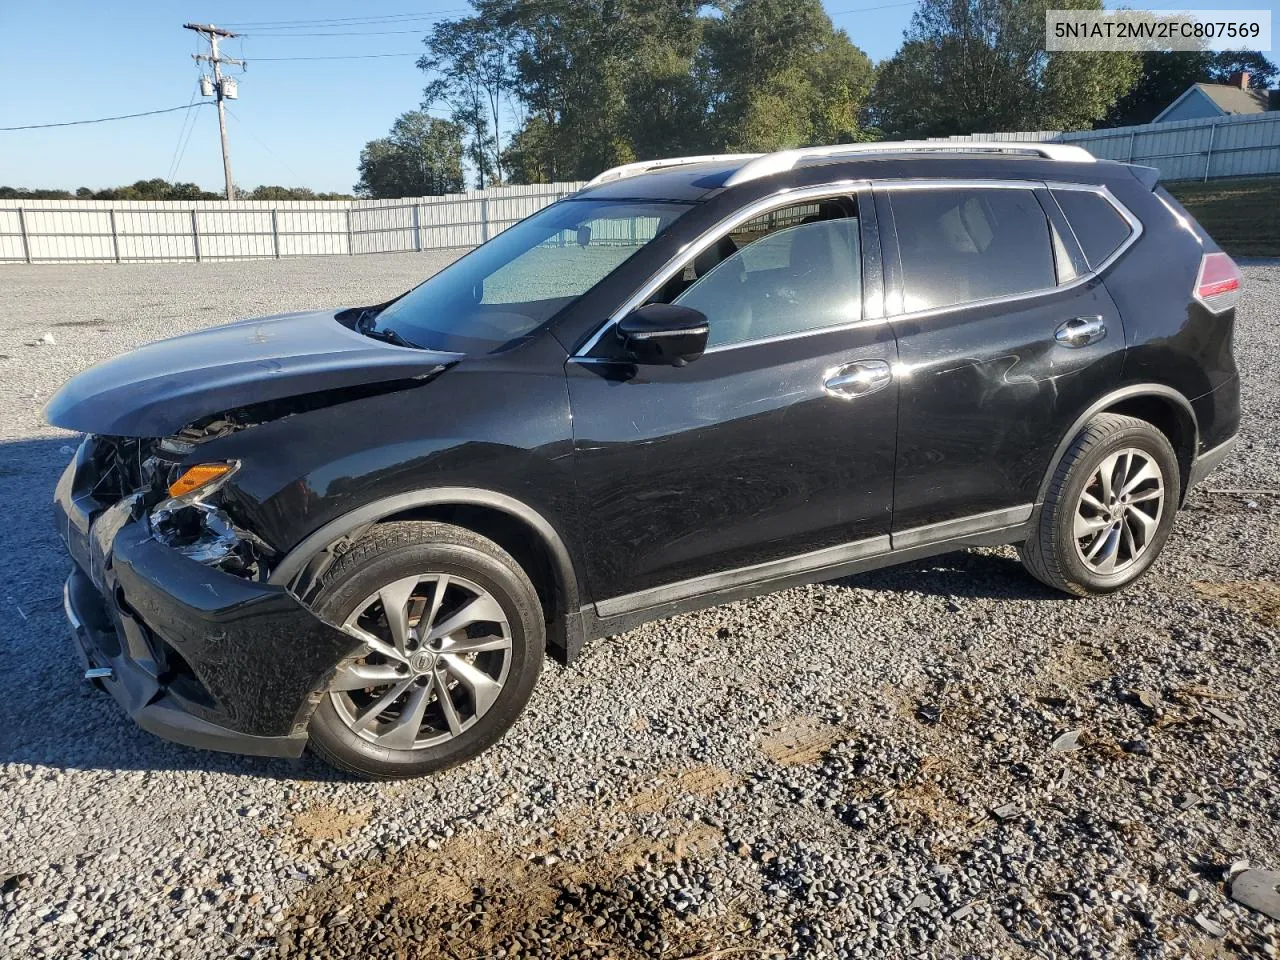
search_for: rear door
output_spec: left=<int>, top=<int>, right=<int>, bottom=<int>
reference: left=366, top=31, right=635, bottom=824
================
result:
left=568, top=186, right=900, bottom=608
left=878, top=179, right=1130, bottom=539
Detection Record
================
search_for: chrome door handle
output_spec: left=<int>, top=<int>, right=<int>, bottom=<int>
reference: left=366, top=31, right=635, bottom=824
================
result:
left=823, top=360, right=892, bottom=399
left=1055, top=316, right=1107, bottom=348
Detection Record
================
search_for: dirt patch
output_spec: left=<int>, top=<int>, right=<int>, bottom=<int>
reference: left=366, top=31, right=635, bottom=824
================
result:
left=1050, top=641, right=1115, bottom=688
left=888, top=756, right=973, bottom=832
left=760, top=717, right=850, bottom=766
left=290, top=804, right=372, bottom=844
left=279, top=798, right=758, bottom=959
left=1193, top=580, right=1280, bottom=628
left=620, top=765, right=738, bottom=814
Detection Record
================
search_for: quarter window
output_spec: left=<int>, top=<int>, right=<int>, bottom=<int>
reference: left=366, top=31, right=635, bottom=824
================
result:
left=1052, top=189, right=1133, bottom=269
left=654, top=199, right=861, bottom=349
left=891, top=188, right=1056, bottom=313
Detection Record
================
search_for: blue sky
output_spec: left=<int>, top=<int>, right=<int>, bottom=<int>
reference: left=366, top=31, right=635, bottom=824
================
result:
left=0, top=1, right=1268, bottom=193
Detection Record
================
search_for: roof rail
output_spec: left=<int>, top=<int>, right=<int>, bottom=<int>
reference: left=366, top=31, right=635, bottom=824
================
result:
left=722, top=140, right=1095, bottom=186
left=586, top=153, right=760, bottom=187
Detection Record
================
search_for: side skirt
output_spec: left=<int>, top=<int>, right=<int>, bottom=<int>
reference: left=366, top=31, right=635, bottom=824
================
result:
left=581, top=505, right=1031, bottom=641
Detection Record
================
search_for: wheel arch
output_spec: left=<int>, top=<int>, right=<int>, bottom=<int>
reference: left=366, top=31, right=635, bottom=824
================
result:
left=268, top=488, right=585, bottom=663
left=1036, top=384, right=1199, bottom=508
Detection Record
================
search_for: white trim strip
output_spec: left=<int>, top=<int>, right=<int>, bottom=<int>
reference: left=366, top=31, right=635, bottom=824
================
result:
left=723, top=142, right=1095, bottom=187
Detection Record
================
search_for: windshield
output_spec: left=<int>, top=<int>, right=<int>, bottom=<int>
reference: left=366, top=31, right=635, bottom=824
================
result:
left=369, top=198, right=693, bottom=353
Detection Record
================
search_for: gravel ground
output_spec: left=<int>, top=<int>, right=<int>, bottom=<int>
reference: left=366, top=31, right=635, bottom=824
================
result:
left=0, top=254, right=1277, bottom=960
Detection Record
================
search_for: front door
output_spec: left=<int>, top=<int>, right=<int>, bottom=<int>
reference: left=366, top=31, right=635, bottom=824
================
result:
left=568, top=190, right=900, bottom=608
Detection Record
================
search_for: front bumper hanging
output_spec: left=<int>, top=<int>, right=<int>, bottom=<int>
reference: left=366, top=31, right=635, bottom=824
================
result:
left=55, top=457, right=359, bottom=759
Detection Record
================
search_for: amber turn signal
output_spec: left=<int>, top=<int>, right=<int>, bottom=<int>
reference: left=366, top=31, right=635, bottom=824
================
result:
left=168, top=463, right=234, bottom=499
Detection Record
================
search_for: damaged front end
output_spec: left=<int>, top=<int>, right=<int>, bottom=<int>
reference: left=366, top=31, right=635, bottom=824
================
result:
left=44, top=307, right=463, bottom=756
left=52, top=411, right=362, bottom=757
left=81, top=416, right=275, bottom=581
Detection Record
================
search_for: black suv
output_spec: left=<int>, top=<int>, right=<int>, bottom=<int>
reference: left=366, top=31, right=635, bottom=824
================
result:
left=49, top=143, right=1242, bottom=779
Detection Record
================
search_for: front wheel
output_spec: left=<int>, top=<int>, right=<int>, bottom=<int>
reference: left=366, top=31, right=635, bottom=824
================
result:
left=1020, top=413, right=1180, bottom=596
left=307, top=521, right=545, bottom=780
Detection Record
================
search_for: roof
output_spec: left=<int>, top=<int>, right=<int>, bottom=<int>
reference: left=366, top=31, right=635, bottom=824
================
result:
left=1154, top=82, right=1271, bottom=122
left=582, top=141, right=1096, bottom=194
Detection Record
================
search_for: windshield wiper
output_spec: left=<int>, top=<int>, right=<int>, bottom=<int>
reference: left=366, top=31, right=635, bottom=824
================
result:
left=361, top=325, right=421, bottom=349
left=354, top=307, right=421, bottom=349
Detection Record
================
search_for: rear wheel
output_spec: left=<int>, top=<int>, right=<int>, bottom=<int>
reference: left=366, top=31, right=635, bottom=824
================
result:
left=1020, top=413, right=1180, bottom=596
left=307, top=521, right=544, bottom=780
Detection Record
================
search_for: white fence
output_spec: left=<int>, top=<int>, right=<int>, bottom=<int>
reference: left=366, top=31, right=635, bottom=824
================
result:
left=6, top=113, right=1277, bottom=265
left=0, top=183, right=584, bottom=264
left=931, top=111, right=1280, bottom=183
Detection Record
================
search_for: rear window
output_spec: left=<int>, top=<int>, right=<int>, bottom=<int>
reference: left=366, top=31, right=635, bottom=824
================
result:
left=1052, top=189, right=1133, bottom=269
left=891, top=188, right=1056, bottom=313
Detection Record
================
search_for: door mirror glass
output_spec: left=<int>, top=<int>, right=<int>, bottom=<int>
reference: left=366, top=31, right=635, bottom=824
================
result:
left=616, top=303, right=709, bottom=365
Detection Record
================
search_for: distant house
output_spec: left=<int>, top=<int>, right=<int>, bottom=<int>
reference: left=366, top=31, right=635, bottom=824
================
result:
left=1154, top=72, right=1277, bottom=123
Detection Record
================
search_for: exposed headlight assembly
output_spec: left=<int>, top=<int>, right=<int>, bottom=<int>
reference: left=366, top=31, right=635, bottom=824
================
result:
left=148, top=460, right=272, bottom=577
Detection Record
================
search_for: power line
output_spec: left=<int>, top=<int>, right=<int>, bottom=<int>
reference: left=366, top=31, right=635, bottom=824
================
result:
left=828, top=1, right=919, bottom=13
left=221, top=9, right=469, bottom=28
left=249, top=51, right=423, bottom=61
left=166, top=83, right=203, bottom=181
left=170, top=103, right=203, bottom=183
left=240, top=28, right=445, bottom=38
left=0, top=102, right=207, bottom=132
left=223, top=105, right=307, bottom=184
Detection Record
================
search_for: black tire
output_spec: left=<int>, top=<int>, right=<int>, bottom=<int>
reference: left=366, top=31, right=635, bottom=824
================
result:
left=1020, top=413, right=1181, bottom=597
left=306, top=521, right=544, bottom=780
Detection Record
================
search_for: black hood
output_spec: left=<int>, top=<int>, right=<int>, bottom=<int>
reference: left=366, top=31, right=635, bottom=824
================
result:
left=44, top=310, right=456, bottom=437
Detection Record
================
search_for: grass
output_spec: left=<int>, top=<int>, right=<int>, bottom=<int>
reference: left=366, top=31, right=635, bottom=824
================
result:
left=1165, top=176, right=1280, bottom=258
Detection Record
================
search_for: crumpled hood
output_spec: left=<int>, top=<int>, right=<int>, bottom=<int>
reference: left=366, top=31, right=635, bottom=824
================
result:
left=44, top=309, right=456, bottom=437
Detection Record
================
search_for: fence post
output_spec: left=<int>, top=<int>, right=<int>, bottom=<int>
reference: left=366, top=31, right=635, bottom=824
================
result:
left=1126, top=131, right=1135, bottom=162
left=190, top=210, right=202, bottom=262
left=346, top=209, right=354, bottom=255
left=1203, top=122, right=1218, bottom=182
left=109, top=210, right=121, bottom=263
left=16, top=208, right=31, bottom=264
left=271, top=209, right=281, bottom=259
left=412, top=204, right=422, bottom=252
left=481, top=198, right=490, bottom=242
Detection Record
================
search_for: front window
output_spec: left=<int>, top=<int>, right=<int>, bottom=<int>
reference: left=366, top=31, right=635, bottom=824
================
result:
left=367, top=198, right=692, bottom=353
left=651, top=198, right=861, bottom=349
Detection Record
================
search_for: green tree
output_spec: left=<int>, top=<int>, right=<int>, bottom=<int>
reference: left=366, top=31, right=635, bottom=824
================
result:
left=501, top=114, right=559, bottom=184
left=88, top=179, right=220, bottom=200
left=0, top=186, right=74, bottom=199
left=486, top=0, right=695, bottom=181
left=869, top=0, right=1141, bottom=137
left=484, top=0, right=874, bottom=182
left=705, top=0, right=874, bottom=150
left=1103, top=51, right=1278, bottom=127
left=355, top=112, right=466, bottom=199
left=419, top=16, right=518, bottom=188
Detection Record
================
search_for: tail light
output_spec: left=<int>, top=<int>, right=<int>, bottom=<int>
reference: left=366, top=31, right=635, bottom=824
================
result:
left=1193, top=252, right=1242, bottom=314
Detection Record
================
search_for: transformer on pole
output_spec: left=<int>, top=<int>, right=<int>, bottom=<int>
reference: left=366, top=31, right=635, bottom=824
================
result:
left=184, top=23, right=245, bottom=200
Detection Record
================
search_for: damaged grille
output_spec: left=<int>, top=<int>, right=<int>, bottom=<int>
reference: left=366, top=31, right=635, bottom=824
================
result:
left=86, top=436, right=151, bottom=505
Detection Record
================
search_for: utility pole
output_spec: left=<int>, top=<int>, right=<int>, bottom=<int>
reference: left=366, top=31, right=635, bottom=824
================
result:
left=184, top=23, right=244, bottom=200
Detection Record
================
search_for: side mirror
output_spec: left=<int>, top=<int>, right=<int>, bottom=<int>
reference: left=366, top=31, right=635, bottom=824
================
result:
left=616, top=303, right=709, bottom=366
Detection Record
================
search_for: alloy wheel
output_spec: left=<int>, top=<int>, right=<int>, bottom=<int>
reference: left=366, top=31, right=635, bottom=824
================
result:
left=329, top=574, right=512, bottom=749
left=1073, top=447, right=1165, bottom=576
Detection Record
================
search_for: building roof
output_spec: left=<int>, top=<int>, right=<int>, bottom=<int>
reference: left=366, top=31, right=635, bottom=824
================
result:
left=1154, top=82, right=1271, bottom=122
